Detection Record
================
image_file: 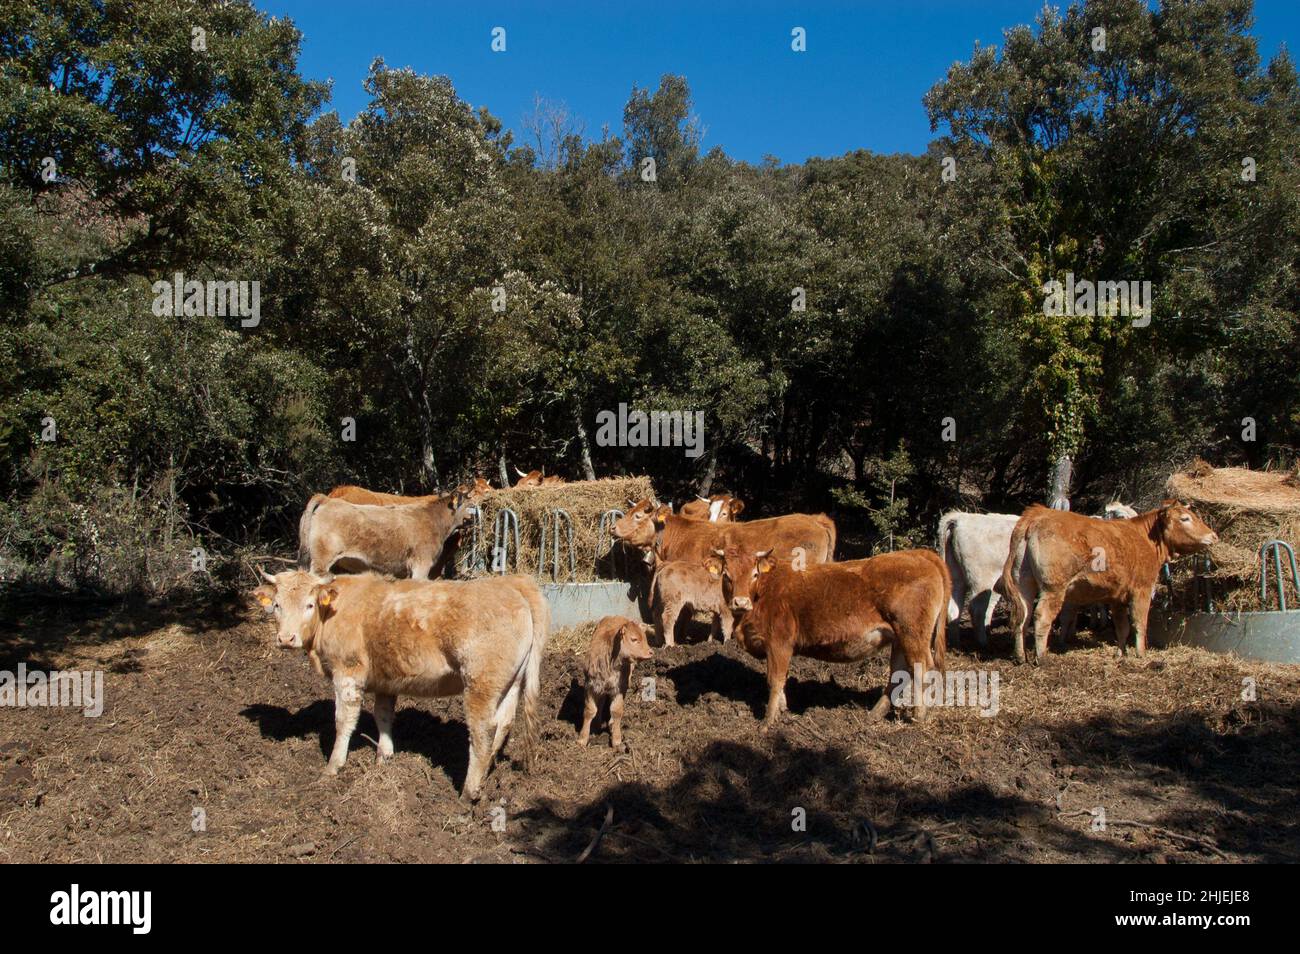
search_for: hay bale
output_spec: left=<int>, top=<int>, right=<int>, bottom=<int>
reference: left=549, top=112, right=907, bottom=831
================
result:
left=463, top=476, right=655, bottom=582
left=1164, top=460, right=1300, bottom=612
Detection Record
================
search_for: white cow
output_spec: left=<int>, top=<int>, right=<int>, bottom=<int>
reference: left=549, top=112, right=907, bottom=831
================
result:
left=939, top=502, right=1137, bottom=648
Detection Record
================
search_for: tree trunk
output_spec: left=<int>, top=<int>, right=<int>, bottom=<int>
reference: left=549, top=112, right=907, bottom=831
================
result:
left=498, top=446, right=510, bottom=490
left=698, top=444, right=718, bottom=496
left=1049, top=454, right=1072, bottom=510
left=573, top=400, right=596, bottom=481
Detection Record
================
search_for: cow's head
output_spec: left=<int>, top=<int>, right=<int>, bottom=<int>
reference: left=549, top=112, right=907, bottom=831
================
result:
left=443, top=489, right=478, bottom=527
left=705, top=545, right=774, bottom=614
left=612, top=496, right=663, bottom=549
left=1155, top=500, right=1218, bottom=555
left=252, top=569, right=339, bottom=651
left=457, top=477, right=491, bottom=503
left=613, top=618, right=654, bottom=662
left=514, top=468, right=543, bottom=488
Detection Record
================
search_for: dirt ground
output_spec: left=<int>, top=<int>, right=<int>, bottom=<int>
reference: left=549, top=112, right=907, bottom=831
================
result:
left=2, top=592, right=1298, bottom=864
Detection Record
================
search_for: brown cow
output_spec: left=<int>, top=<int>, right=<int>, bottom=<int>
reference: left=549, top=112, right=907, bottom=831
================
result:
left=577, top=615, right=654, bottom=747
left=297, top=492, right=475, bottom=579
left=679, top=494, right=745, bottom=522
left=514, top=468, right=563, bottom=487
left=651, top=560, right=732, bottom=646
left=253, top=570, right=547, bottom=800
left=708, top=546, right=949, bottom=728
left=1001, top=501, right=1217, bottom=664
left=613, top=496, right=836, bottom=566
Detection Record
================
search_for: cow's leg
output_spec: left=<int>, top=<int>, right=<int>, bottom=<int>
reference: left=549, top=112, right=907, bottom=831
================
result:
left=659, top=600, right=680, bottom=647
left=1056, top=603, right=1079, bottom=651
left=1111, top=603, right=1132, bottom=656
left=325, top=676, right=363, bottom=775
left=1031, top=591, right=1065, bottom=664
left=609, top=692, right=626, bottom=748
left=895, top=632, right=931, bottom=722
left=1129, top=591, right=1153, bottom=658
left=490, top=680, right=521, bottom=761
left=374, top=692, right=396, bottom=763
left=409, top=558, right=434, bottom=580
left=577, top=689, right=599, bottom=746
left=719, top=609, right=734, bottom=643
left=761, top=643, right=793, bottom=731
left=461, top=688, right=498, bottom=801
left=972, top=588, right=998, bottom=648
left=948, top=573, right=967, bottom=649
left=1011, top=575, right=1038, bottom=664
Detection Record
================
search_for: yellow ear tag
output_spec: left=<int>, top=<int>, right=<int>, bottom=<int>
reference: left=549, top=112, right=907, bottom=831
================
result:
left=759, top=562, right=772, bottom=573
left=256, top=594, right=272, bottom=607
left=707, top=565, right=720, bottom=577
left=318, top=590, right=333, bottom=607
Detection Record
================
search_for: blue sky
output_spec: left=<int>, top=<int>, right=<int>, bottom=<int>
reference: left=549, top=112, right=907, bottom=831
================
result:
left=259, top=0, right=1297, bottom=164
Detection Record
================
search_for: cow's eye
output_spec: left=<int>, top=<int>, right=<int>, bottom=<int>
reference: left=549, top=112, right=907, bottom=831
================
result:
left=1180, top=515, right=1191, bottom=523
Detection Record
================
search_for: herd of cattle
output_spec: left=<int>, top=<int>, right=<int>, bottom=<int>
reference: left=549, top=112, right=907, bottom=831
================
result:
left=252, top=474, right=1218, bottom=798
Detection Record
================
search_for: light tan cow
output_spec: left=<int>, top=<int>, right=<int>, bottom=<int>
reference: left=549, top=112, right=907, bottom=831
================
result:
left=328, top=477, right=491, bottom=506
left=297, top=493, right=474, bottom=579
left=253, top=570, right=547, bottom=800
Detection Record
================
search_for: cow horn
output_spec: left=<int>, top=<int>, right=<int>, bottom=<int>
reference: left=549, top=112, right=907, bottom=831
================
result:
left=259, top=567, right=276, bottom=583
left=712, top=548, right=725, bottom=557
left=514, top=466, right=527, bottom=478
left=696, top=495, right=709, bottom=501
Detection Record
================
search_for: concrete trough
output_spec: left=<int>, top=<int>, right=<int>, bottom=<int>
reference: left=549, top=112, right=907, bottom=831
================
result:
left=1148, top=609, right=1300, bottom=664
left=540, top=580, right=643, bottom=629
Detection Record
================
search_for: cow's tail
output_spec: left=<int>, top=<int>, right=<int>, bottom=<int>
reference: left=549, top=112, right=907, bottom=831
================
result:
left=297, top=494, right=328, bottom=570
left=814, top=513, right=838, bottom=561
left=1000, top=518, right=1031, bottom=634
left=932, top=558, right=950, bottom=673
left=516, top=582, right=550, bottom=772
left=937, top=512, right=962, bottom=621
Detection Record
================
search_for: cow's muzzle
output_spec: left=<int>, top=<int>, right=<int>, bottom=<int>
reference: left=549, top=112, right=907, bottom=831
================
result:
left=731, top=597, right=752, bottom=612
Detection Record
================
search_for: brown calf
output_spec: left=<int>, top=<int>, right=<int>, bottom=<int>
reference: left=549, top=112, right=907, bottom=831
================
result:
left=1001, top=501, right=1217, bottom=663
left=578, top=615, right=654, bottom=747
left=707, top=546, right=949, bottom=728
left=651, top=560, right=732, bottom=646
left=253, top=570, right=547, bottom=800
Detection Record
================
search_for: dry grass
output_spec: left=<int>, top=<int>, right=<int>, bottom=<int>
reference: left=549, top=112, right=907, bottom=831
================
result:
left=1166, top=460, right=1300, bottom=611
left=467, top=476, right=654, bottom=582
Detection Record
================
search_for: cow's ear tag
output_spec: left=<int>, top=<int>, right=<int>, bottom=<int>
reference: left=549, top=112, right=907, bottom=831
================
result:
left=256, top=594, right=272, bottom=607
left=707, top=564, right=720, bottom=577
left=318, top=589, right=333, bottom=607
left=758, top=560, right=773, bottom=574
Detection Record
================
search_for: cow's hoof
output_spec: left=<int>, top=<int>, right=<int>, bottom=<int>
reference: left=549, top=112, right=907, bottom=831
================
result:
left=322, top=764, right=341, bottom=777
left=461, top=785, right=482, bottom=803
left=576, top=736, right=589, bottom=748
